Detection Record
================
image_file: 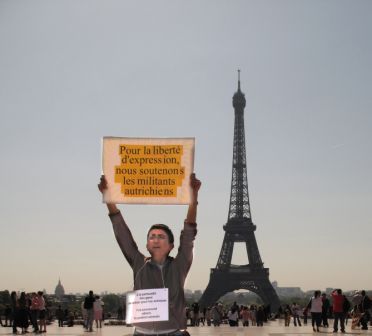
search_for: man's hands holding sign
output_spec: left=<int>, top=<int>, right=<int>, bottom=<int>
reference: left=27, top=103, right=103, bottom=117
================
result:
left=98, top=173, right=201, bottom=219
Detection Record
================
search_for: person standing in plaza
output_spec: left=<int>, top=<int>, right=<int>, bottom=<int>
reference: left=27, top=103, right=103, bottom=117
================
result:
left=291, top=302, right=302, bottom=327
left=83, top=290, right=95, bottom=332
left=250, top=305, right=257, bottom=326
left=227, top=307, right=238, bottom=326
left=211, top=303, right=222, bottom=326
left=10, top=291, right=19, bottom=334
left=360, top=290, right=371, bottom=330
left=4, top=304, right=12, bottom=327
left=303, top=306, right=308, bottom=325
left=93, top=295, right=104, bottom=329
left=38, top=291, right=47, bottom=333
left=56, top=305, right=64, bottom=327
left=17, top=292, right=29, bottom=334
left=98, top=173, right=201, bottom=336
left=256, top=306, right=265, bottom=327
left=321, top=293, right=330, bottom=327
left=284, top=304, right=291, bottom=326
left=309, top=290, right=323, bottom=332
left=191, top=302, right=200, bottom=326
left=29, top=292, right=40, bottom=332
left=241, top=306, right=250, bottom=327
left=331, top=289, right=345, bottom=333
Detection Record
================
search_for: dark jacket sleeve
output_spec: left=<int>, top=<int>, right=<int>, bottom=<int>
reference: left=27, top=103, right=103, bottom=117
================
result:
left=174, top=220, right=197, bottom=277
left=109, top=211, right=145, bottom=268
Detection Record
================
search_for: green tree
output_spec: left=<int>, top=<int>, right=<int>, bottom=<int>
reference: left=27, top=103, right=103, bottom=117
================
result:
left=102, top=294, right=123, bottom=315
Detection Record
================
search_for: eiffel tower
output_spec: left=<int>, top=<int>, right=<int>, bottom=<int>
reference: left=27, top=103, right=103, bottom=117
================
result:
left=199, top=72, right=280, bottom=312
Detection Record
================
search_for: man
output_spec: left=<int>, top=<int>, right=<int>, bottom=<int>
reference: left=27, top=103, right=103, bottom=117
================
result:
left=98, top=173, right=201, bottom=336
left=331, top=289, right=345, bottom=333
left=191, top=302, right=200, bottom=326
left=321, top=293, right=330, bottom=327
left=360, top=290, right=371, bottom=330
left=83, top=290, right=95, bottom=332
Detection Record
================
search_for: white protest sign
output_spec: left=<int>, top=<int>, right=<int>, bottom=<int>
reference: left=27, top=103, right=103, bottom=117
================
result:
left=102, top=137, right=195, bottom=204
left=126, top=288, right=169, bottom=324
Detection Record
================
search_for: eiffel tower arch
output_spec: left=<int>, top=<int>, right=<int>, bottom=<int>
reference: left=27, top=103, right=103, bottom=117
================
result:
left=199, top=72, right=280, bottom=312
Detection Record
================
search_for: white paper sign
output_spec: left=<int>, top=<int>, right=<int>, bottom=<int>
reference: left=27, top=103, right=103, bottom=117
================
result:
left=126, top=288, right=169, bottom=324
left=102, top=137, right=195, bottom=204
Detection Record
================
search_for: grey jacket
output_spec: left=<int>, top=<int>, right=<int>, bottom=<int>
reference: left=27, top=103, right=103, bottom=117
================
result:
left=109, top=211, right=197, bottom=331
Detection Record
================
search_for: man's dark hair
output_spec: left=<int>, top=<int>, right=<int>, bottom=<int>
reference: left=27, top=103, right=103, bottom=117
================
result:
left=147, top=224, right=174, bottom=244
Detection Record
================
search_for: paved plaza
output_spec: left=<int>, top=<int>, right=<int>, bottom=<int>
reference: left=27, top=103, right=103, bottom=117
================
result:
left=1, top=321, right=372, bottom=336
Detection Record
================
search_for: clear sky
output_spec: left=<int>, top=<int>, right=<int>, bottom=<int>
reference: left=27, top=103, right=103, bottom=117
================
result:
left=1, top=0, right=371, bottom=295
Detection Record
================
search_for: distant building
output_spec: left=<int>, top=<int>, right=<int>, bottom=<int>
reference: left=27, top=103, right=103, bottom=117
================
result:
left=55, top=279, right=65, bottom=299
left=272, top=281, right=304, bottom=298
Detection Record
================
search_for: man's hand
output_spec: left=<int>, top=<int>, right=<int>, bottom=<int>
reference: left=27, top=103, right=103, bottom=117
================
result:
left=98, top=175, right=119, bottom=214
left=186, top=173, right=201, bottom=223
left=98, top=175, right=108, bottom=194
left=190, top=173, right=201, bottom=194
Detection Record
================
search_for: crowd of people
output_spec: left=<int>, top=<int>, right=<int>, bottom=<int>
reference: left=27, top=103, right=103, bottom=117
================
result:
left=1, top=289, right=371, bottom=333
left=186, top=301, right=271, bottom=327
left=0, top=290, right=106, bottom=334
left=184, top=289, right=371, bottom=332
left=280, top=289, right=371, bottom=332
left=0, top=291, right=48, bottom=334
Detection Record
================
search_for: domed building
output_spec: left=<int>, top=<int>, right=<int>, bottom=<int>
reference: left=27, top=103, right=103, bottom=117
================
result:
left=55, top=278, right=65, bottom=299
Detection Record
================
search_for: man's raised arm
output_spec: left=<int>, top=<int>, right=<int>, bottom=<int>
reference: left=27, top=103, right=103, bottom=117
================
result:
left=186, top=173, right=201, bottom=223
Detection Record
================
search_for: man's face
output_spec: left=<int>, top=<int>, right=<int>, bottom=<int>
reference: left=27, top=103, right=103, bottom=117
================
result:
left=146, top=228, right=174, bottom=259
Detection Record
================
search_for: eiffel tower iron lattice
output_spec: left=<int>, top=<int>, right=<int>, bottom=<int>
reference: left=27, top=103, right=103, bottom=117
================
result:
left=199, top=73, right=280, bottom=312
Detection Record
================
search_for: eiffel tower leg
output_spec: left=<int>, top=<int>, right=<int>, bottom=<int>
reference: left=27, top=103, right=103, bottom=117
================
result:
left=253, top=278, right=281, bottom=313
left=199, top=270, right=234, bottom=308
